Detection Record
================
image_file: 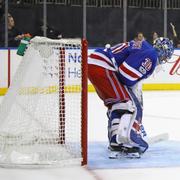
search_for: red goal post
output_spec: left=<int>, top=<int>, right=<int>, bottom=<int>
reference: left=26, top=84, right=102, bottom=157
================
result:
left=81, top=39, right=88, bottom=165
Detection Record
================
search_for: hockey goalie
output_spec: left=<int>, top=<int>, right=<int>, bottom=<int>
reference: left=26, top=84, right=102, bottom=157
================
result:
left=88, top=37, right=173, bottom=158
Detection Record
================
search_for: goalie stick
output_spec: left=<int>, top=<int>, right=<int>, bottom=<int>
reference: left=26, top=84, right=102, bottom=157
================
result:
left=146, top=133, right=169, bottom=145
left=108, top=133, right=169, bottom=159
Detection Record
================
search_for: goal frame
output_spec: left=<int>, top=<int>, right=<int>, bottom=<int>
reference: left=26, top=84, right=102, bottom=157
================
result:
left=0, top=37, right=88, bottom=167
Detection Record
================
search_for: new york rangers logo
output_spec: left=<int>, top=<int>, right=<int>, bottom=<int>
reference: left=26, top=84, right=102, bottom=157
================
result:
left=142, top=58, right=152, bottom=71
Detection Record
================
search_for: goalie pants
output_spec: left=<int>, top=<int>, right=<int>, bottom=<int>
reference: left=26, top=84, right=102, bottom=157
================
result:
left=88, top=64, right=130, bottom=108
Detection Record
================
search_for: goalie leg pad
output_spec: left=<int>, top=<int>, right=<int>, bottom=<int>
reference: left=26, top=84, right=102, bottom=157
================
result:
left=108, top=100, right=148, bottom=153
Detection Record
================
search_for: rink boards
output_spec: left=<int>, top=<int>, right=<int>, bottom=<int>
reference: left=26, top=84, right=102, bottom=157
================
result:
left=0, top=48, right=180, bottom=95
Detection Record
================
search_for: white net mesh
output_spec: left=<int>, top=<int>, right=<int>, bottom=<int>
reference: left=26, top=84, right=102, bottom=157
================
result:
left=0, top=37, right=84, bottom=168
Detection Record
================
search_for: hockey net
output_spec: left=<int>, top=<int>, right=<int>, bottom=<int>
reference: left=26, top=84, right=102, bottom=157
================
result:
left=0, top=37, right=88, bottom=168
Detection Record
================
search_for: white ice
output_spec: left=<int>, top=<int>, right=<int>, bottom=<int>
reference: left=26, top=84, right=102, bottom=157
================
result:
left=0, top=91, right=180, bottom=180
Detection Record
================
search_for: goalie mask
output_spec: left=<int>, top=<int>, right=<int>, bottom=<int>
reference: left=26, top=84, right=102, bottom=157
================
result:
left=153, top=37, right=174, bottom=64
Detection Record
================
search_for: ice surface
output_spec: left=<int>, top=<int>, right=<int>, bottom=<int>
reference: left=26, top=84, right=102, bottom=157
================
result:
left=88, top=140, right=180, bottom=169
left=0, top=91, right=180, bottom=180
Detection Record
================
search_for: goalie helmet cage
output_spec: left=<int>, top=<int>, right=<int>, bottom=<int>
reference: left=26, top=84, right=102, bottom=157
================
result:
left=0, top=37, right=88, bottom=168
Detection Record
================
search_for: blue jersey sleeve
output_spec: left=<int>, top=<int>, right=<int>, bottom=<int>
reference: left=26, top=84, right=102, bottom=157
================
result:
left=117, top=49, right=158, bottom=86
left=111, top=40, right=155, bottom=67
left=129, top=40, right=154, bottom=53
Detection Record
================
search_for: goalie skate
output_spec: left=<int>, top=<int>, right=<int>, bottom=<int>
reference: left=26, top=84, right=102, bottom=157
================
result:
left=108, top=146, right=141, bottom=159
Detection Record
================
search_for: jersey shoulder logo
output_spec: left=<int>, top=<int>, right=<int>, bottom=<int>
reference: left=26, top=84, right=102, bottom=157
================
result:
left=132, top=41, right=142, bottom=49
left=139, top=66, right=146, bottom=74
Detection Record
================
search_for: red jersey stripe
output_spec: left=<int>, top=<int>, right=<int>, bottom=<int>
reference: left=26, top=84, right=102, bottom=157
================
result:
left=119, top=63, right=140, bottom=79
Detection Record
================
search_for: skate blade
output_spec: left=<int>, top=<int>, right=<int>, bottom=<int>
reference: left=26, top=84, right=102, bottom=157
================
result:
left=108, top=150, right=141, bottom=159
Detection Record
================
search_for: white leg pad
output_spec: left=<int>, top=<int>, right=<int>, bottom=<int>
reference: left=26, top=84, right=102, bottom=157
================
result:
left=116, top=113, right=132, bottom=144
left=108, top=100, right=148, bottom=153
